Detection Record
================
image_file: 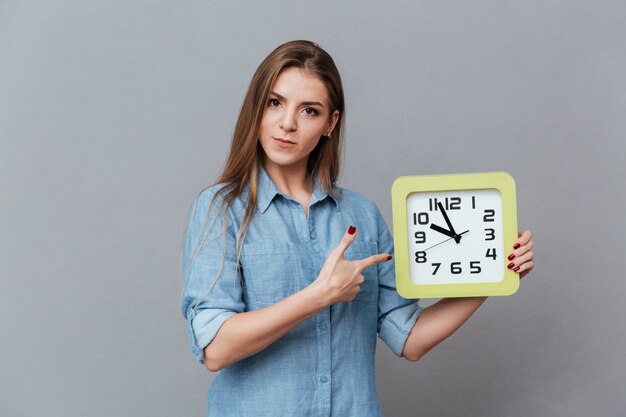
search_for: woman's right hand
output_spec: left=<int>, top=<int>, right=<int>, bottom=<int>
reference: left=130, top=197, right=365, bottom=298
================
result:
left=313, top=225, right=392, bottom=306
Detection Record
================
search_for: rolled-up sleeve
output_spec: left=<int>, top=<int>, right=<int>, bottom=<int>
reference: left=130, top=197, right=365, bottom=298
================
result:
left=181, top=189, right=244, bottom=364
left=375, top=206, right=423, bottom=357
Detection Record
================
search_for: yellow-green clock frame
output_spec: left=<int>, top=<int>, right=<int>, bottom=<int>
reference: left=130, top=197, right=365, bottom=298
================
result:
left=391, top=171, right=520, bottom=298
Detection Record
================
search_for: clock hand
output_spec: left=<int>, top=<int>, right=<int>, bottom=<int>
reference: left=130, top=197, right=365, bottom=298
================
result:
left=437, top=202, right=461, bottom=243
left=423, top=230, right=469, bottom=252
left=437, top=201, right=457, bottom=235
left=430, top=223, right=456, bottom=238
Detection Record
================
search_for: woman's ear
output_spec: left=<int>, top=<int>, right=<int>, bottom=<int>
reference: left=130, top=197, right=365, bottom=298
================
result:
left=327, top=110, right=340, bottom=135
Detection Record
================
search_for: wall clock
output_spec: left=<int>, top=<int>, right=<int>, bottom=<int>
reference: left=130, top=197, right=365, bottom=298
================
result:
left=391, top=172, right=519, bottom=298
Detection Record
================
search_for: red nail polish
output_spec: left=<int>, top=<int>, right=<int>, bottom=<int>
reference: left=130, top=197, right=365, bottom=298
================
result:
left=514, top=266, right=520, bottom=272
left=513, top=243, right=521, bottom=249
left=508, top=253, right=516, bottom=261
left=387, top=255, right=392, bottom=261
left=507, top=262, right=515, bottom=269
left=348, top=225, right=356, bottom=235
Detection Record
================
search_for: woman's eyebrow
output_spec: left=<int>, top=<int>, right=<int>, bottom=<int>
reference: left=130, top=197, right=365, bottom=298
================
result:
left=269, top=91, right=325, bottom=108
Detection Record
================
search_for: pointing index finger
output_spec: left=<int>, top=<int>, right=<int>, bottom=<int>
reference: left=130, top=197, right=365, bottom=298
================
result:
left=357, top=253, right=392, bottom=271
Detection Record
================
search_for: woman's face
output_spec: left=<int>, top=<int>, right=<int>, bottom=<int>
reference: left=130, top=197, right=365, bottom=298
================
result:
left=258, top=67, right=338, bottom=176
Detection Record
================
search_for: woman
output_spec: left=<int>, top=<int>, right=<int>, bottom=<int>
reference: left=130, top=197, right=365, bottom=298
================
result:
left=181, top=40, right=535, bottom=417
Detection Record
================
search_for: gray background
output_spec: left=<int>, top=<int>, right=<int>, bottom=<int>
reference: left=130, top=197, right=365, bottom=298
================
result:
left=1, top=1, right=624, bottom=416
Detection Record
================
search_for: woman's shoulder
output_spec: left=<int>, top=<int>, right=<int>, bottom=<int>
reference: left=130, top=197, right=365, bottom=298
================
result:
left=185, top=183, right=244, bottom=235
left=195, top=183, right=230, bottom=204
left=188, top=182, right=240, bottom=218
left=334, top=186, right=381, bottom=215
left=188, top=183, right=223, bottom=212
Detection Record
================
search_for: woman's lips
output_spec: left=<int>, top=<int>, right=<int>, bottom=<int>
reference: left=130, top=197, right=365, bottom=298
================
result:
left=273, top=137, right=296, bottom=148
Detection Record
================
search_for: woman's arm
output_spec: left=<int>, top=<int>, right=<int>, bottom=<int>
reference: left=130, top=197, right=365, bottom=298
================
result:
left=401, top=296, right=487, bottom=361
left=203, top=284, right=325, bottom=371
left=401, top=230, right=535, bottom=361
left=203, top=226, right=390, bottom=372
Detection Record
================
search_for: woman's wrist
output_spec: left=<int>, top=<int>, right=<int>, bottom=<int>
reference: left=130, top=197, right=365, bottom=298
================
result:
left=304, top=280, right=332, bottom=310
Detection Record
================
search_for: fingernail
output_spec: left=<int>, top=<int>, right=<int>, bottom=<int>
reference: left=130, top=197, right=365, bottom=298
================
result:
left=508, top=253, right=516, bottom=261
left=348, top=225, right=356, bottom=235
left=514, top=266, right=520, bottom=272
left=513, top=243, right=521, bottom=249
left=387, top=255, right=392, bottom=261
left=507, top=262, right=515, bottom=269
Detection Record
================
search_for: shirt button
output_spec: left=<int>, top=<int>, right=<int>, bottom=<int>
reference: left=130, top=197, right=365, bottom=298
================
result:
left=319, top=322, right=328, bottom=331
left=320, top=376, right=328, bottom=384
left=310, top=230, right=316, bottom=239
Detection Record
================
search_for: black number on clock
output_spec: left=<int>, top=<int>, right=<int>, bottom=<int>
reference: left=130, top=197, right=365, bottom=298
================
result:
left=483, top=209, right=495, bottom=222
left=472, top=196, right=476, bottom=209
left=428, top=197, right=461, bottom=211
left=470, top=261, right=482, bottom=273
left=415, top=231, right=426, bottom=244
left=415, top=251, right=427, bottom=263
left=484, top=228, right=495, bottom=241
left=431, top=262, right=441, bottom=275
left=413, top=212, right=429, bottom=225
left=428, top=198, right=442, bottom=211
left=486, top=248, right=497, bottom=260
left=451, top=262, right=462, bottom=274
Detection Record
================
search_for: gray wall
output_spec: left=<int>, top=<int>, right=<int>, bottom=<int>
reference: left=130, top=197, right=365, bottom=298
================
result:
left=1, top=1, right=624, bottom=416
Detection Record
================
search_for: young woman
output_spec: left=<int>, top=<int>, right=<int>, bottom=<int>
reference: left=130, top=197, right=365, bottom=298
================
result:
left=181, top=40, right=535, bottom=417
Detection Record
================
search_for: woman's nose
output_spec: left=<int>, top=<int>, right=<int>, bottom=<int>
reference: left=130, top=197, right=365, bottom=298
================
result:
left=279, top=110, right=297, bottom=132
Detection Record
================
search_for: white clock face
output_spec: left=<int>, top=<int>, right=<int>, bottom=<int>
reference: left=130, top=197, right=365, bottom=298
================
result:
left=406, top=189, right=504, bottom=285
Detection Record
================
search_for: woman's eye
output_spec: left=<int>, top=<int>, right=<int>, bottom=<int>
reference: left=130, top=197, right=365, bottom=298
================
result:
left=268, top=99, right=280, bottom=107
left=303, top=107, right=318, bottom=116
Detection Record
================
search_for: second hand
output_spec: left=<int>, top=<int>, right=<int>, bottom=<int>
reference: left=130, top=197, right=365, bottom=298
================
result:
left=423, top=230, right=469, bottom=252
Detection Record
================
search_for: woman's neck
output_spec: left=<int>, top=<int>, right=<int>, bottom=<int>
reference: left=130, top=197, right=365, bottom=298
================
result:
left=262, top=160, right=314, bottom=217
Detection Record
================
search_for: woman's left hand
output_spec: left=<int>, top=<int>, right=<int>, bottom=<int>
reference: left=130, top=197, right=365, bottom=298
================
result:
left=507, top=230, right=535, bottom=279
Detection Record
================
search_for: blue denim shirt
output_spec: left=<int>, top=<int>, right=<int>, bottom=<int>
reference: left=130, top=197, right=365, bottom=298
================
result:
left=181, top=167, right=422, bottom=417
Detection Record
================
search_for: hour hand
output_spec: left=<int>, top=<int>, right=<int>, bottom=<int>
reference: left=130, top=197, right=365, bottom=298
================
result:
left=430, top=223, right=456, bottom=238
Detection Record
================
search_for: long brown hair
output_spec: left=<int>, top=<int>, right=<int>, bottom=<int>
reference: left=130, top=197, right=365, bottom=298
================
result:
left=209, top=40, right=346, bottom=263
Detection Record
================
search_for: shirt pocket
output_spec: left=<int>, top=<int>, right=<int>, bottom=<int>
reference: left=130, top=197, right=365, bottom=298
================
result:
left=239, top=242, right=300, bottom=307
left=344, top=241, right=379, bottom=302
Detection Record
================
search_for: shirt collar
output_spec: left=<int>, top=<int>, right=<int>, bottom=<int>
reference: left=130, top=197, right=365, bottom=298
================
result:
left=256, top=166, right=340, bottom=214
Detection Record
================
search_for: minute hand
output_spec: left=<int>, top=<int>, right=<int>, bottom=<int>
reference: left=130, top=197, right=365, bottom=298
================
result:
left=438, top=202, right=461, bottom=243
